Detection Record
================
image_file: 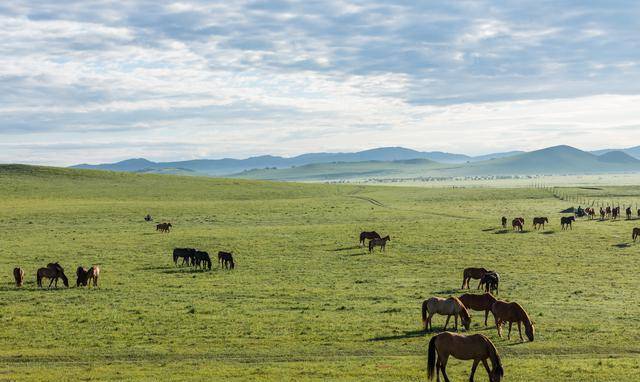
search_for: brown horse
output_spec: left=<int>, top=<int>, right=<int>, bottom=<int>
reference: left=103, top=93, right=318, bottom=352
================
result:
left=560, top=216, right=575, bottom=230
left=511, top=218, right=524, bottom=232
left=633, top=228, right=640, bottom=242
left=600, top=208, right=606, bottom=220
left=422, top=297, right=471, bottom=332
left=626, top=207, right=632, bottom=220
left=37, top=263, right=69, bottom=288
left=13, top=267, right=24, bottom=287
left=532, top=217, right=548, bottom=230
left=491, top=300, right=535, bottom=342
left=359, top=231, right=381, bottom=246
left=427, top=332, right=503, bottom=382
left=459, top=293, right=497, bottom=326
left=368, top=235, right=390, bottom=253
left=87, top=266, right=100, bottom=287
left=612, top=206, right=620, bottom=220
left=156, top=222, right=172, bottom=232
left=76, top=267, right=89, bottom=287
left=461, top=267, right=491, bottom=289
left=501, top=217, right=507, bottom=228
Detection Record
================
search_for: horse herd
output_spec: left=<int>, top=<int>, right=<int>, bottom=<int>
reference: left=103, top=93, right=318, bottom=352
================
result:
left=503, top=215, right=575, bottom=231
left=11, top=263, right=100, bottom=289
left=172, top=248, right=236, bottom=270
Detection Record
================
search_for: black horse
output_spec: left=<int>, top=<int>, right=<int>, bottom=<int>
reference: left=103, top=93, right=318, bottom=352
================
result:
left=218, top=251, right=235, bottom=269
left=193, top=251, right=212, bottom=270
left=173, top=248, right=196, bottom=266
left=561, top=216, right=576, bottom=230
left=478, top=272, right=500, bottom=294
left=359, top=231, right=381, bottom=246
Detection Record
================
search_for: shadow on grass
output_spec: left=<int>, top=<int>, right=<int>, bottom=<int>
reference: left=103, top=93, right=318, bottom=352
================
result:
left=333, top=246, right=361, bottom=252
left=482, top=228, right=496, bottom=232
left=369, top=329, right=426, bottom=342
left=161, top=268, right=212, bottom=274
left=613, top=243, right=631, bottom=249
left=494, top=230, right=509, bottom=234
left=348, top=252, right=368, bottom=257
left=433, top=289, right=459, bottom=294
left=541, top=230, right=556, bottom=235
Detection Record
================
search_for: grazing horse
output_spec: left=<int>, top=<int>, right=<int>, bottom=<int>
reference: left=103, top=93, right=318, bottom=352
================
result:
left=87, top=266, right=100, bottom=287
left=422, top=297, right=471, bottom=332
left=626, top=207, right=632, bottom=220
left=560, top=216, right=575, bottom=230
left=478, top=272, right=500, bottom=294
left=359, top=231, right=381, bottom=246
left=368, top=235, right=390, bottom=253
left=461, top=267, right=491, bottom=289
left=511, top=218, right=524, bottom=232
left=600, top=208, right=606, bottom=220
left=491, top=300, right=535, bottom=342
left=633, top=228, right=640, bottom=242
left=13, top=267, right=24, bottom=287
left=532, top=217, right=548, bottom=230
left=156, top=222, right=172, bottom=232
left=612, top=207, right=620, bottom=220
left=218, top=251, right=235, bottom=269
left=501, top=217, right=507, bottom=228
left=459, top=293, right=497, bottom=326
left=192, top=251, right=212, bottom=270
left=427, top=332, right=503, bottom=382
left=37, top=263, right=69, bottom=288
left=76, top=267, right=89, bottom=287
left=173, top=248, right=196, bottom=266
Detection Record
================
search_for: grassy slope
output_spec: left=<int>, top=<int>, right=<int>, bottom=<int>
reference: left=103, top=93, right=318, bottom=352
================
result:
left=1, top=165, right=640, bottom=380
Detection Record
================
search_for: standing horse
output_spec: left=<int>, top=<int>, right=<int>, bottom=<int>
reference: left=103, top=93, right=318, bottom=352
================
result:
left=422, top=297, right=471, bottom=332
left=532, top=217, right=548, bottom=230
left=218, top=251, right=235, bottom=269
left=612, top=207, right=620, bottom=220
left=626, top=207, right=632, bottom=220
left=173, top=248, right=196, bottom=266
left=87, top=266, right=100, bottom=287
left=600, top=208, right=606, bottom=220
left=37, top=263, right=69, bottom=288
left=427, top=332, right=503, bottom=382
left=359, top=231, right=381, bottom=246
left=491, top=300, right=535, bottom=342
left=156, top=222, right=172, bottom=232
left=511, top=218, right=524, bottom=232
left=633, top=228, right=640, bottom=242
left=368, top=236, right=390, bottom=253
left=501, top=217, right=507, bottom=229
left=459, top=293, right=497, bottom=326
left=13, top=267, right=24, bottom=287
left=478, top=272, right=500, bottom=294
left=461, top=267, right=491, bottom=289
left=560, top=216, right=575, bottom=230
left=76, top=267, right=89, bottom=287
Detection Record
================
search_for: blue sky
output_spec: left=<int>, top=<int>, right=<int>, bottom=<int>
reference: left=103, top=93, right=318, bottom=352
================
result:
left=1, top=1, right=640, bottom=165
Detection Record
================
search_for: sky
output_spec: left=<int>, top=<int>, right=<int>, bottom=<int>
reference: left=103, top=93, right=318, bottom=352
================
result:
left=1, top=1, right=640, bottom=166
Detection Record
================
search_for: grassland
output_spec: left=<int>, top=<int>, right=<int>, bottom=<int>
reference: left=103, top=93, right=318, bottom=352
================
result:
left=1, top=164, right=640, bottom=381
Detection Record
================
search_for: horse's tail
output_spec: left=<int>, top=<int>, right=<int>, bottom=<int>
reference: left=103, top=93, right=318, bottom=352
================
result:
left=421, top=300, right=429, bottom=329
left=427, top=335, right=437, bottom=380
left=486, top=336, right=504, bottom=378
left=36, top=271, right=42, bottom=288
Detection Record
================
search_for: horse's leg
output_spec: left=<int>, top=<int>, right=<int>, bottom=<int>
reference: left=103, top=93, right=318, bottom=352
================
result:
left=507, top=322, right=512, bottom=340
left=427, top=313, right=434, bottom=331
left=481, top=359, right=492, bottom=380
left=495, top=319, right=502, bottom=337
left=48, top=278, right=54, bottom=288
left=469, top=359, right=479, bottom=382
left=518, top=321, right=524, bottom=342
left=440, top=355, right=451, bottom=382
left=443, top=315, right=451, bottom=331
left=454, top=314, right=458, bottom=331
left=484, top=310, right=489, bottom=326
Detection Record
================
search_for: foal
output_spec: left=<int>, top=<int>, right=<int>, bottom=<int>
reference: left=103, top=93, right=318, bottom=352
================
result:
left=368, top=236, right=390, bottom=253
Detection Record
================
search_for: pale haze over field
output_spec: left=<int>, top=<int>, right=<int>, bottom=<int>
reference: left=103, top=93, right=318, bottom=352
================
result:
left=1, top=1, right=640, bottom=165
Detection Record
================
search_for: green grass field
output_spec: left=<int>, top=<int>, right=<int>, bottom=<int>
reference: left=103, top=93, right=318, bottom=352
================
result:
left=1, top=165, right=640, bottom=381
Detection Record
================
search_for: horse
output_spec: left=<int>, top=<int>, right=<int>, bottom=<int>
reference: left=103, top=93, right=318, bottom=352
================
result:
left=76, top=266, right=89, bottom=287
left=491, top=300, right=535, bottom=342
left=459, top=293, right=497, bottom=326
left=532, top=217, right=548, bottom=230
left=427, top=332, right=503, bottom=382
left=422, top=297, right=471, bottom=332
left=612, top=207, right=620, bottom=220
left=87, top=266, right=100, bottom=287
left=585, top=208, right=595, bottom=220
left=173, top=248, right=196, bottom=266
left=144, top=214, right=153, bottom=222
left=218, top=251, right=235, bottom=269
left=501, top=217, right=507, bottom=229
left=560, top=216, right=575, bottom=230
left=511, top=218, right=524, bottom=232
left=37, top=263, right=69, bottom=288
left=368, top=236, right=390, bottom=253
left=156, top=222, right=172, bottom=232
left=626, top=207, right=632, bottom=220
left=606, top=206, right=612, bottom=218
left=359, top=231, right=381, bottom=246
left=600, top=208, right=606, bottom=220
left=193, top=251, right=212, bottom=270
left=478, top=272, right=499, bottom=294
left=461, top=267, right=491, bottom=290
left=13, top=267, right=24, bottom=287
left=633, top=228, right=640, bottom=242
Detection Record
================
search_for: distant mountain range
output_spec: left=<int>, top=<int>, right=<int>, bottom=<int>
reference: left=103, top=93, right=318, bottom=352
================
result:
left=71, top=145, right=640, bottom=181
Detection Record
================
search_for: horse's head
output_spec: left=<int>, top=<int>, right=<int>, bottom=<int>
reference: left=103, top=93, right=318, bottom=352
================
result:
left=544, top=217, right=549, bottom=223
left=60, top=272, right=69, bottom=288
left=490, top=365, right=504, bottom=382
left=384, top=235, right=391, bottom=241
left=525, top=322, right=535, bottom=341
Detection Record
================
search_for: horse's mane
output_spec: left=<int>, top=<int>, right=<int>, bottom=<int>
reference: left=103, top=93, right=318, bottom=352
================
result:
left=483, top=335, right=504, bottom=377
left=513, top=302, right=532, bottom=326
left=451, top=297, right=470, bottom=320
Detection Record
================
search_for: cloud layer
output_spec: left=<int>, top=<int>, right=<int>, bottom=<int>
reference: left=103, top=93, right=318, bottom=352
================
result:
left=1, top=1, right=640, bottom=165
